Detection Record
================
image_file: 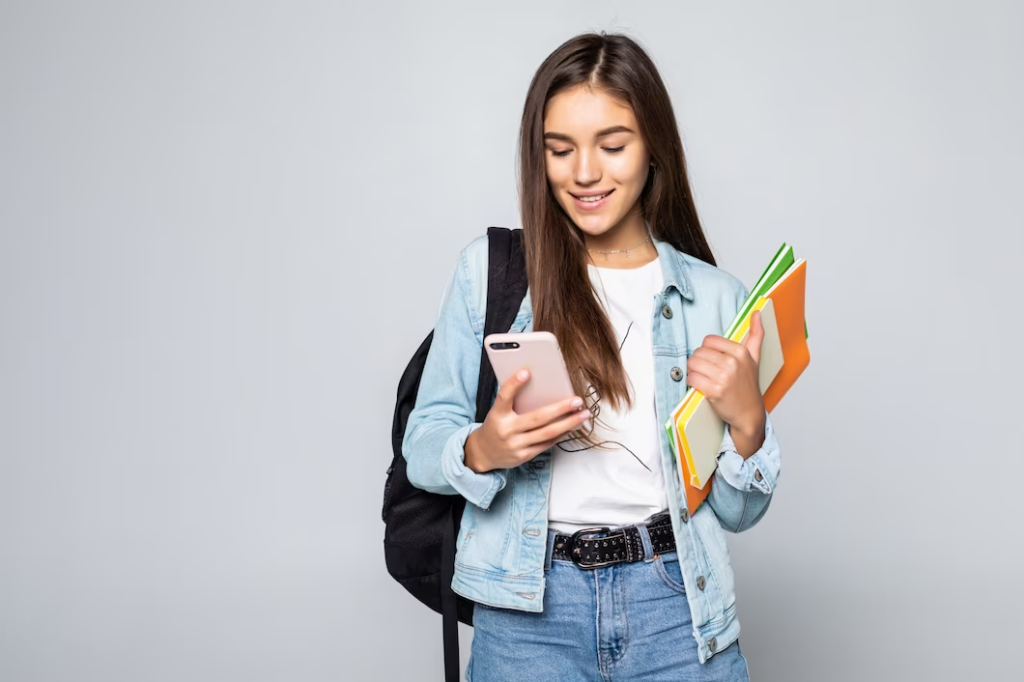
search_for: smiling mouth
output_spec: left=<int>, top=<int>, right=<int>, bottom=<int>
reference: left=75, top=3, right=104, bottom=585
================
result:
left=570, top=189, right=614, bottom=203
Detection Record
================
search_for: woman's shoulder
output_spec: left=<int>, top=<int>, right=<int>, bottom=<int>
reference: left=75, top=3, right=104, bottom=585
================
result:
left=437, top=233, right=495, bottom=330
left=458, top=233, right=491, bottom=265
left=660, top=243, right=749, bottom=302
left=684, top=252, right=746, bottom=291
left=453, top=228, right=529, bottom=289
left=454, top=233, right=491, bottom=291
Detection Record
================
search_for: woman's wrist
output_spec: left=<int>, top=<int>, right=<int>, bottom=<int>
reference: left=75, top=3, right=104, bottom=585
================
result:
left=729, top=411, right=767, bottom=460
left=464, top=429, right=489, bottom=473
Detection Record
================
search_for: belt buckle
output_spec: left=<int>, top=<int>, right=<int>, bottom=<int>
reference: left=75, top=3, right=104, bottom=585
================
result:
left=569, top=527, right=613, bottom=570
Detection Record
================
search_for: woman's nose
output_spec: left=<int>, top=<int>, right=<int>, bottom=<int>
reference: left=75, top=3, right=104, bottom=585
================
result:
left=574, top=148, right=601, bottom=186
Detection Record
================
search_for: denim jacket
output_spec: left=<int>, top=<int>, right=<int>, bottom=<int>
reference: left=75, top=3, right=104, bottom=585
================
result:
left=403, top=232, right=782, bottom=664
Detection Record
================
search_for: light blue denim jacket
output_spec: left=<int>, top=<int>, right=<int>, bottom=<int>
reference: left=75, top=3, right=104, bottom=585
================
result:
left=403, top=232, right=782, bottom=664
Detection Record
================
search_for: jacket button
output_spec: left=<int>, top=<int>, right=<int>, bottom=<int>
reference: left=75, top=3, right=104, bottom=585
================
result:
left=697, top=576, right=706, bottom=591
left=661, top=305, right=673, bottom=319
left=708, top=637, right=718, bottom=652
left=680, top=508, right=689, bottom=523
left=754, top=469, right=763, bottom=482
left=670, top=367, right=683, bottom=381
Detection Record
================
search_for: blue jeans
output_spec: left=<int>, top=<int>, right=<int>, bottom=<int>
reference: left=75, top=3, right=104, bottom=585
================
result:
left=466, top=526, right=751, bottom=681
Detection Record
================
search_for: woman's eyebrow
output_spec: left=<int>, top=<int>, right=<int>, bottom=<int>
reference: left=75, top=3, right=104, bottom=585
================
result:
left=543, top=125, right=636, bottom=143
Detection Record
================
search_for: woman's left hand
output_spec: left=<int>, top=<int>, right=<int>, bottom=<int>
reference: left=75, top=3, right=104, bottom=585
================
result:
left=685, top=310, right=767, bottom=454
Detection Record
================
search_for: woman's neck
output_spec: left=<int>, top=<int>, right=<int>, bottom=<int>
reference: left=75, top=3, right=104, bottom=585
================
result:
left=583, top=210, right=657, bottom=269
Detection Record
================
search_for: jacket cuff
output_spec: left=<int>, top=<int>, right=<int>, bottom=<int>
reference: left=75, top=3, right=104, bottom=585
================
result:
left=440, top=422, right=508, bottom=509
left=717, top=411, right=780, bottom=495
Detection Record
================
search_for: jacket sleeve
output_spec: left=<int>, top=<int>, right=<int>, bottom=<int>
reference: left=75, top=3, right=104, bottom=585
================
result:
left=401, top=249, right=508, bottom=510
left=706, top=412, right=780, bottom=532
left=705, top=281, right=782, bottom=532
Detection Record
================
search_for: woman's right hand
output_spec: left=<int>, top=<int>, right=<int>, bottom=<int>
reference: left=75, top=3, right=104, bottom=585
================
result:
left=464, top=368, right=591, bottom=473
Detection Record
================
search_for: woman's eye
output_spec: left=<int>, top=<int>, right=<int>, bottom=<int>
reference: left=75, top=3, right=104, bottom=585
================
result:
left=603, top=146, right=625, bottom=154
left=550, top=149, right=572, bottom=157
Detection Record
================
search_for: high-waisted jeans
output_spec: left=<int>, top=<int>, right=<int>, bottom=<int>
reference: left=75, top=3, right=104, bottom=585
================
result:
left=466, top=524, right=751, bottom=682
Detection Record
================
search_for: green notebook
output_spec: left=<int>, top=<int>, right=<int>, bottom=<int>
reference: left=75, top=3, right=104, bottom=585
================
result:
left=725, top=243, right=796, bottom=339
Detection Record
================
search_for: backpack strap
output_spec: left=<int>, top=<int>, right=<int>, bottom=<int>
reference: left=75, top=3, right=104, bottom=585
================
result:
left=443, top=226, right=528, bottom=682
left=475, top=227, right=529, bottom=421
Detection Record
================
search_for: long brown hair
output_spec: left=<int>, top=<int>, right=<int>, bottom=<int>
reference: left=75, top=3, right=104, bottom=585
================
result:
left=519, top=32, right=715, bottom=415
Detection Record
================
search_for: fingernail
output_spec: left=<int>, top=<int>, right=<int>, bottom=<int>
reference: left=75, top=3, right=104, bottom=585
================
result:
left=517, top=369, right=529, bottom=381
left=571, top=397, right=583, bottom=408
left=579, top=411, right=591, bottom=422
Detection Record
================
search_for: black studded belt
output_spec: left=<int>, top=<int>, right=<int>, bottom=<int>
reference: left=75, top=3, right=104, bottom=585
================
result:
left=552, top=514, right=676, bottom=570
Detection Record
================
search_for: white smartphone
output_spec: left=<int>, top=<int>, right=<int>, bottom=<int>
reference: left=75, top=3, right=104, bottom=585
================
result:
left=483, top=331, right=576, bottom=414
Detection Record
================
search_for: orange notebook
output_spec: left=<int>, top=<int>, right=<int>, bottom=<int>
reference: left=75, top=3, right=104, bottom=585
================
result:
left=678, top=259, right=810, bottom=516
left=763, top=259, right=810, bottom=412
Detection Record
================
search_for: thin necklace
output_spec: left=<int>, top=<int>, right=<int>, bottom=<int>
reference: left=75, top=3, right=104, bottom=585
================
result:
left=587, top=233, right=652, bottom=260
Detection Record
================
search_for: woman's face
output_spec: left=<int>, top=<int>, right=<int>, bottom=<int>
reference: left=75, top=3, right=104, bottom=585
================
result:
left=543, top=86, right=651, bottom=240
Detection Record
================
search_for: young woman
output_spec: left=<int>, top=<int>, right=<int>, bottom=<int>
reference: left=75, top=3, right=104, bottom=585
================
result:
left=404, top=32, right=780, bottom=681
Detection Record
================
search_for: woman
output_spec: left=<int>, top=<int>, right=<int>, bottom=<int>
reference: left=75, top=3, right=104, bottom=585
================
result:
left=404, top=32, right=780, bottom=681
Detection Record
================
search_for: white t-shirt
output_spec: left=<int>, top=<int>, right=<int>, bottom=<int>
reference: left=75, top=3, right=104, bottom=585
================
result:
left=547, top=257, right=669, bottom=533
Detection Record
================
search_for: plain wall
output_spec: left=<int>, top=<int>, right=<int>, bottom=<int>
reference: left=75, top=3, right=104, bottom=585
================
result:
left=2, top=1, right=1022, bottom=680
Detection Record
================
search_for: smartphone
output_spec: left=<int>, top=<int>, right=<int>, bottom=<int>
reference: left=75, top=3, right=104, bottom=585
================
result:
left=484, top=331, right=576, bottom=414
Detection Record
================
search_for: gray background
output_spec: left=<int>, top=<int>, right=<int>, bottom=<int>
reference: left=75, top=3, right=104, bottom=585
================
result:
left=2, top=1, right=1022, bottom=680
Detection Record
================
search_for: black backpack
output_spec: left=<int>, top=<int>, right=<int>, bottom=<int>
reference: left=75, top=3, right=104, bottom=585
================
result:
left=384, top=227, right=528, bottom=682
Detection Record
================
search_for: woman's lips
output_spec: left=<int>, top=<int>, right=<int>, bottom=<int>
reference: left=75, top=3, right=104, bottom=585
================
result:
left=570, top=189, right=614, bottom=211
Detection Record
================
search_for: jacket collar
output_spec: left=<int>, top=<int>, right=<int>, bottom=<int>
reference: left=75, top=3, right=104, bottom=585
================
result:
left=652, top=236, right=695, bottom=301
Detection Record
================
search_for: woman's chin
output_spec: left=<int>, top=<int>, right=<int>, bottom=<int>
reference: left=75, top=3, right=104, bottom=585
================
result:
left=571, top=213, right=617, bottom=237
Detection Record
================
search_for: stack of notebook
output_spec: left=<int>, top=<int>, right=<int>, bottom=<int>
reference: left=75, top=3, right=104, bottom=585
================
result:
left=665, top=243, right=810, bottom=515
